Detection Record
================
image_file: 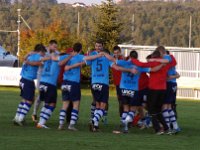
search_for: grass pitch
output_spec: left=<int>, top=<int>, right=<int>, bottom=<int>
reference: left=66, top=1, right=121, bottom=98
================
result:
left=0, top=87, right=200, bottom=150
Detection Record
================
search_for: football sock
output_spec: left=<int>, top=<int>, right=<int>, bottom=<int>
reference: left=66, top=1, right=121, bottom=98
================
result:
left=39, top=106, right=55, bottom=125
left=18, top=102, right=31, bottom=122
left=168, top=109, right=179, bottom=130
left=93, top=109, right=104, bottom=127
left=162, top=109, right=170, bottom=128
left=90, top=103, right=96, bottom=120
left=14, top=102, right=24, bottom=120
left=59, top=109, right=66, bottom=125
left=70, top=109, right=79, bottom=125
left=125, top=111, right=135, bottom=123
left=121, top=111, right=128, bottom=124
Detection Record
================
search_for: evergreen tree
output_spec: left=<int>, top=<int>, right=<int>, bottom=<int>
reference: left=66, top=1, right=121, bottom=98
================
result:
left=91, top=0, right=123, bottom=51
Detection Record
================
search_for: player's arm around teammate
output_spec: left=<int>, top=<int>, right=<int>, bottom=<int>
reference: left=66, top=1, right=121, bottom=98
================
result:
left=58, top=43, right=86, bottom=131
left=13, top=44, right=47, bottom=126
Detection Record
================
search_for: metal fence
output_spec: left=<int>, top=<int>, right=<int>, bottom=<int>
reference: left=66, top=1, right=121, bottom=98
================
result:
left=119, top=44, right=200, bottom=100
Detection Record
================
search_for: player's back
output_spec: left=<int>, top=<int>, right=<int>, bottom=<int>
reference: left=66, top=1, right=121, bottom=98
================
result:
left=40, top=59, right=60, bottom=86
left=148, top=63, right=171, bottom=90
left=118, top=60, right=149, bottom=91
left=139, top=72, right=149, bottom=90
left=63, top=54, right=84, bottom=83
left=21, top=53, right=41, bottom=80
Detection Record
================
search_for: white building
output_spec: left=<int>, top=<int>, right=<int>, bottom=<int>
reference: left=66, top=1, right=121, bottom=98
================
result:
left=72, top=2, right=86, bottom=8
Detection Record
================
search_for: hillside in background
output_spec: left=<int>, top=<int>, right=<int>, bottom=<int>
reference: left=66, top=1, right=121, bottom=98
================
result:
left=1, top=0, right=200, bottom=55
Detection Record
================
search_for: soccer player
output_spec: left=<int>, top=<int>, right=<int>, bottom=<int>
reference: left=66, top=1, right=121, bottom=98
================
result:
left=86, top=40, right=116, bottom=132
left=32, top=40, right=59, bottom=122
left=149, top=47, right=181, bottom=133
left=36, top=50, right=73, bottom=129
left=58, top=43, right=88, bottom=131
left=58, top=48, right=74, bottom=123
left=36, top=56, right=60, bottom=128
left=131, top=48, right=176, bottom=134
left=88, top=44, right=103, bottom=123
left=111, top=46, right=123, bottom=118
left=13, top=44, right=46, bottom=126
left=162, top=51, right=181, bottom=133
left=165, top=70, right=181, bottom=133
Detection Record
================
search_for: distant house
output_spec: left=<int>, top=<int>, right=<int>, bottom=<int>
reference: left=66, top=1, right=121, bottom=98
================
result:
left=72, top=2, right=86, bottom=8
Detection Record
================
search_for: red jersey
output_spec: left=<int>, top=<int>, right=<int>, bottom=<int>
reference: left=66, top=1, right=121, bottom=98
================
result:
left=131, top=59, right=176, bottom=90
left=112, top=56, right=123, bottom=86
left=139, top=73, right=149, bottom=90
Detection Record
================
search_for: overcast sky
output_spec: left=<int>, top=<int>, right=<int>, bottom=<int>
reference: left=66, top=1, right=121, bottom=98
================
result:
left=57, top=0, right=105, bottom=5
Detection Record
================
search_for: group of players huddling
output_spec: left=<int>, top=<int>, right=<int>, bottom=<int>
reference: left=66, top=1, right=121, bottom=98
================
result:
left=13, top=39, right=181, bottom=135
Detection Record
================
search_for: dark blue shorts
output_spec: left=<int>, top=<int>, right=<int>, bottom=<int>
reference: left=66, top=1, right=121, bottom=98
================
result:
left=39, top=82, right=57, bottom=104
left=139, top=88, right=149, bottom=104
left=164, top=82, right=177, bottom=104
left=61, top=80, right=81, bottom=101
left=121, top=89, right=140, bottom=106
left=91, top=83, right=109, bottom=103
left=19, top=77, right=35, bottom=101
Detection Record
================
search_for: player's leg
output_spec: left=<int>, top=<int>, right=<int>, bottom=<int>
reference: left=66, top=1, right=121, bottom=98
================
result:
left=17, top=100, right=33, bottom=125
left=147, top=90, right=162, bottom=133
left=124, top=90, right=140, bottom=132
left=138, top=89, right=150, bottom=129
left=37, top=103, right=55, bottom=129
left=91, top=102, right=106, bottom=130
left=162, top=104, right=170, bottom=129
left=66, top=82, right=81, bottom=131
left=156, top=90, right=169, bottom=133
left=90, top=86, right=96, bottom=121
left=32, top=78, right=42, bottom=122
left=162, top=82, right=172, bottom=129
left=124, top=105, right=137, bottom=133
left=116, top=85, right=123, bottom=117
left=121, top=104, right=129, bottom=124
left=102, top=102, right=108, bottom=125
left=68, top=101, right=80, bottom=131
left=66, top=101, right=73, bottom=123
left=125, top=106, right=137, bottom=125
left=17, top=78, right=35, bottom=125
left=121, top=104, right=129, bottom=133
left=13, top=101, right=25, bottom=123
left=37, top=83, right=57, bottom=128
left=13, top=78, right=26, bottom=123
left=168, top=106, right=180, bottom=133
left=32, top=95, right=42, bottom=122
left=168, top=84, right=180, bottom=133
left=59, top=81, right=71, bottom=130
left=90, top=84, right=109, bottom=132
left=58, top=100, right=70, bottom=130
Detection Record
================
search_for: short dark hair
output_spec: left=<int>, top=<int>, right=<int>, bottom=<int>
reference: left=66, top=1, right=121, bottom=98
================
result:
left=49, top=40, right=57, bottom=45
left=113, top=45, right=121, bottom=52
left=95, top=39, right=104, bottom=45
left=73, top=42, right=82, bottom=53
left=151, top=50, right=161, bottom=58
left=156, top=46, right=166, bottom=54
left=129, top=50, right=138, bottom=59
left=146, top=54, right=152, bottom=59
left=34, top=44, right=46, bottom=52
left=104, top=49, right=110, bottom=54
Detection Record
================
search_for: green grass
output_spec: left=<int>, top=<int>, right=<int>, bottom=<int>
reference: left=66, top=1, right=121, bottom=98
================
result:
left=0, top=87, right=200, bottom=150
